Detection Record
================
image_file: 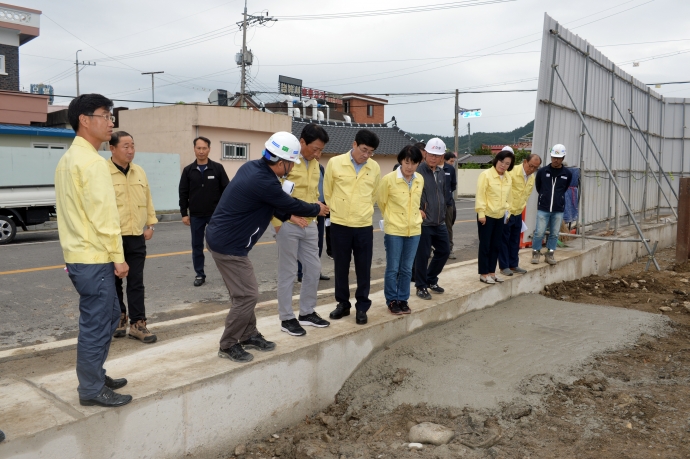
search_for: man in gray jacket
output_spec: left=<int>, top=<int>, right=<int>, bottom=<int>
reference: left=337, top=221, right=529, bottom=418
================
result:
left=413, top=138, right=450, bottom=300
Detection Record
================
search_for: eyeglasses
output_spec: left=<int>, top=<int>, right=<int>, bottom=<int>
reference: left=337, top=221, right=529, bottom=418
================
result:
left=357, top=144, right=375, bottom=156
left=85, top=113, right=116, bottom=123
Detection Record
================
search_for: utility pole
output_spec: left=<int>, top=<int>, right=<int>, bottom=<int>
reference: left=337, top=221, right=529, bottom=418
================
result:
left=468, top=122, right=471, bottom=154
left=236, top=1, right=276, bottom=108
left=142, top=71, right=164, bottom=107
left=75, top=50, right=96, bottom=97
left=453, top=89, right=459, bottom=154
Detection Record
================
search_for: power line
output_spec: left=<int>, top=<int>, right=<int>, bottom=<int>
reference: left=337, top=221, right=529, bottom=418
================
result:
left=275, top=0, right=515, bottom=20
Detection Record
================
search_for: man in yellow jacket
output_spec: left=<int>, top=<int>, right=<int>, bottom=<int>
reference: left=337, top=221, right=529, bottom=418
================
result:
left=273, top=124, right=331, bottom=337
left=499, top=153, right=541, bottom=276
left=108, top=131, right=158, bottom=343
left=55, top=94, right=132, bottom=408
left=324, top=129, right=381, bottom=325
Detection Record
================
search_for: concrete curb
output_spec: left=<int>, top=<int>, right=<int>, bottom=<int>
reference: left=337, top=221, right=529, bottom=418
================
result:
left=0, top=222, right=676, bottom=459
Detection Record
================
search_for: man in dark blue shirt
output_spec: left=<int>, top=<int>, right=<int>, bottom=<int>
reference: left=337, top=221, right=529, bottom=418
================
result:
left=206, top=132, right=329, bottom=363
left=531, top=144, right=573, bottom=266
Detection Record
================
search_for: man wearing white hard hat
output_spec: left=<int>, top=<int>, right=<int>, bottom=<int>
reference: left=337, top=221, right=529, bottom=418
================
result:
left=205, top=131, right=329, bottom=363
left=413, top=137, right=451, bottom=300
left=531, top=144, right=572, bottom=265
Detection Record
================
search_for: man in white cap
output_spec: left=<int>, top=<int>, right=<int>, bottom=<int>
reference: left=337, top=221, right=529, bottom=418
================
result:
left=531, top=144, right=572, bottom=265
left=499, top=149, right=541, bottom=276
left=205, top=131, right=329, bottom=363
left=413, top=137, right=451, bottom=300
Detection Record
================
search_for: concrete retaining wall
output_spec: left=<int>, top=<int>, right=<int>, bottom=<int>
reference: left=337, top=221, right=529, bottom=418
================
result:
left=0, top=222, right=676, bottom=459
left=457, top=169, right=483, bottom=196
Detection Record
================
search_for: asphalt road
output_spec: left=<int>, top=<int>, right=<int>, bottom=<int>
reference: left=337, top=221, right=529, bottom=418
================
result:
left=0, top=199, right=479, bottom=349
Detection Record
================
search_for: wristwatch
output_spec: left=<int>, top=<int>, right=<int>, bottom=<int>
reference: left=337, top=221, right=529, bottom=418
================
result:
left=148, top=226, right=155, bottom=231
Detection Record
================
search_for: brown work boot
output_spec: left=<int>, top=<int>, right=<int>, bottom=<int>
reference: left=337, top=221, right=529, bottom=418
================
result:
left=128, top=320, right=157, bottom=344
left=114, top=313, right=127, bottom=338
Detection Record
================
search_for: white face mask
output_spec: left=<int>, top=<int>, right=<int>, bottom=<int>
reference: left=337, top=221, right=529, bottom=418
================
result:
left=282, top=180, right=295, bottom=195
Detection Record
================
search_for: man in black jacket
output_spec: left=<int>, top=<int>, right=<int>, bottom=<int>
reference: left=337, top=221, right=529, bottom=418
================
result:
left=205, top=131, right=328, bottom=363
left=414, top=138, right=450, bottom=300
left=443, top=152, right=458, bottom=259
left=178, top=136, right=229, bottom=286
left=531, top=143, right=573, bottom=266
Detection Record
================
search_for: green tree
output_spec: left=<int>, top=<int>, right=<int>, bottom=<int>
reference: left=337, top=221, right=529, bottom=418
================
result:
left=514, top=149, right=530, bottom=165
left=473, top=146, right=492, bottom=155
left=460, top=162, right=482, bottom=169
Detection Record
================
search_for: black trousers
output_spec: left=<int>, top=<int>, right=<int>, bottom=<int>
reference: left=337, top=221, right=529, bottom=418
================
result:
left=115, top=234, right=147, bottom=323
left=325, top=223, right=332, bottom=256
left=331, top=223, right=373, bottom=312
left=414, top=224, right=450, bottom=288
left=477, top=215, right=504, bottom=275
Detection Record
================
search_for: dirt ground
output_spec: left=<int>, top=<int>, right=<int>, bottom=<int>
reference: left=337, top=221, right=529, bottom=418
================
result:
left=225, top=247, right=690, bottom=459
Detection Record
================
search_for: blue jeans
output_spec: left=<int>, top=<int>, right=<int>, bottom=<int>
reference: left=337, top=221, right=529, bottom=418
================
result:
left=384, top=234, right=420, bottom=303
left=499, top=214, right=522, bottom=270
left=66, top=263, right=120, bottom=399
left=190, top=216, right=212, bottom=278
left=532, top=210, right=564, bottom=251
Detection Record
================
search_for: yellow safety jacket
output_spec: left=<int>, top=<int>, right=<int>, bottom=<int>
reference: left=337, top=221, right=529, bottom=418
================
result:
left=507, top=162, right=536, bottom=216
left=475, top=166, right=512, bottom=219
left=108, top=160, right=158, bottom=236
left=324, top=151, right=381, bottom=228
left=55, top=136, right=124, bottom=264
left=378, top=169, right=424, bottom=237
left=271, top=154, right=320, bottom=227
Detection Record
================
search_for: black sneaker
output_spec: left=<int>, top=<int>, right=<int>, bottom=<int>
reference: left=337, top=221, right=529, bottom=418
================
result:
left=416, top=287, right=432, bottom=300
left=281, top=318, right=307, bottom=336
left=194, top=277, right=205, bottom=287
left=104, top=375, right=127, bottom=390
left=79, top=386, right=133, bottom=407
left=329, top=303, right=351, bottom=320
left=241, top=333, right=276, bottom=351
left=429, top=284, right=445, bottom=293
left=388, top=300, right=403, bottom=315
left=399, top=301, right=411, bottom=314
left=299, top=312, right=330, bottom=328
left=218, top=343, right=253, bottom=363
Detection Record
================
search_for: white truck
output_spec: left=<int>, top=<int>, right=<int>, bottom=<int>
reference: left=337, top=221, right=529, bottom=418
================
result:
left=0, top=185, right=56, bottom=244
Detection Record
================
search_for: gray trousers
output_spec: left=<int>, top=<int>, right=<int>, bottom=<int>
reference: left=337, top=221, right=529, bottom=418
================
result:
left=210, top=248, right=259, bottom=348
left=276, top=221, right=320, bottom=321
left=66, top=263, right=120, bottom=399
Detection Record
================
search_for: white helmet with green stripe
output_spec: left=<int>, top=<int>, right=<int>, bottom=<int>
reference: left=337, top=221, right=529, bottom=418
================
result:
left=264, top=131, right=301, bottom=164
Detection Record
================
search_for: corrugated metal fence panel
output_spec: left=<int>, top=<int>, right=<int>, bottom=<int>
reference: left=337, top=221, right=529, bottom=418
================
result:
left=528, top=13, right=688, bottom=233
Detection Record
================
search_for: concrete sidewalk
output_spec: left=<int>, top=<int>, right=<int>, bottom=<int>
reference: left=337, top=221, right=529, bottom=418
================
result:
left=0, top=222, right=676, bottom=459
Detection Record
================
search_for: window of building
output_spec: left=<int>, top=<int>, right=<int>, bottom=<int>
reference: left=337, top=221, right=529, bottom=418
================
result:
left=367, top=104, right=374, bottom=117
left=343, top=101, right=350, bottom=113
left=221, top=142, right=248, bottom=160
left=32, top=143, right=67, bottom=150
left=0, top=55, right=6, bottom=75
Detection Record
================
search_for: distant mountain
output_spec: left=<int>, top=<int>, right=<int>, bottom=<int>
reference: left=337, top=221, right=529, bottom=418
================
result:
left=408, top=120, right=534, bottom=153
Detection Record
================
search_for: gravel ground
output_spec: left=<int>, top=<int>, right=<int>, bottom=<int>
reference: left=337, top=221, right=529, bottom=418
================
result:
left=218, top=247, right=690, bottom=459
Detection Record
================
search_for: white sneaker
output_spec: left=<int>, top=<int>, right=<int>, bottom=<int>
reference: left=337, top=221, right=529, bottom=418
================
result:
left=480, top=275, right=496, bottom=284
left=491, top=275, right=504, bottom=283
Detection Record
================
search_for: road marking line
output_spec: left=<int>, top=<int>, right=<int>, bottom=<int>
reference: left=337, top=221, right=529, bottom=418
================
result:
left=0, top=221, right=477, bottom=276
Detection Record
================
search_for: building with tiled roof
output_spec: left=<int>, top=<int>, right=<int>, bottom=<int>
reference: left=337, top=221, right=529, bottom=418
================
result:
left=291, top=118, right=418, bottom=173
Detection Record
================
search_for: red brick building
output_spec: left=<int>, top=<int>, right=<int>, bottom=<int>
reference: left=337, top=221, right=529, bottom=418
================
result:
left=341, top=94, right=388, bottom=124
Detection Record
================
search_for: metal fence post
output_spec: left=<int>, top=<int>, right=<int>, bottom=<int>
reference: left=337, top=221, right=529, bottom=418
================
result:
left=676, top=177, right=690, bottom=264
left=611, top=98, right=678, bottom=219
left=552, top=65, right=660, bottom=270
left=579, top=158, right=585, bottom=250
left=614, top=170, right=619, bottom=236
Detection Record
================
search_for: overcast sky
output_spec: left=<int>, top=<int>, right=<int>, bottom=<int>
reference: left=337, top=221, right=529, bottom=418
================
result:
left=17, top=0, right=690, bottom=136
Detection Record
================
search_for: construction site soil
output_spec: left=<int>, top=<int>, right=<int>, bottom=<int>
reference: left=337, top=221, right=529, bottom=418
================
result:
left=224, top=247, right=690, bottom=459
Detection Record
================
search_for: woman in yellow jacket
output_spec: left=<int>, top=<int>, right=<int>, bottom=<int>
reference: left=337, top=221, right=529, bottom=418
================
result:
left=475, top=147, right=515, bottom=284
left=378, top=145, right=424, bottom=315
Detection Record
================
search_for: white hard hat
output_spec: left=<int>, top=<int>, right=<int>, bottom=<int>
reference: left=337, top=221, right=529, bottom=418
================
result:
left=550, top=144, right=567, bottom=158
left=501, top=146, right=514, bottom=154
left=425, top=137, right=446, bottom=155
left=264, top=131, right=301, bottom=164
